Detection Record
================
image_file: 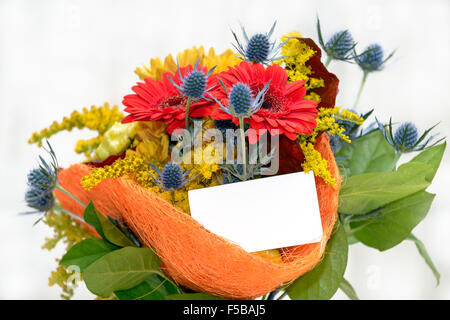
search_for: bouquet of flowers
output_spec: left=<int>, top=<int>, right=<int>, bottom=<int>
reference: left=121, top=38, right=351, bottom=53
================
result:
left=24, top=19, right=445, bottom=300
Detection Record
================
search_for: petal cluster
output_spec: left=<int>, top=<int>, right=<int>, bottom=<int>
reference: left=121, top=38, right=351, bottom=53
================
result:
left=211, top=61, right=318, bottom=142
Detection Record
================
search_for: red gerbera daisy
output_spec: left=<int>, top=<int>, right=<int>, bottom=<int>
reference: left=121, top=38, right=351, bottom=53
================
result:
left=122, top=66, right=214, bottom=133
left=210, top=61, right=318, bottom=143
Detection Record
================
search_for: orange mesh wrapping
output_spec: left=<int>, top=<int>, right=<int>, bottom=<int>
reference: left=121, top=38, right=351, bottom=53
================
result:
left=55, top=134, right=340, bottom=299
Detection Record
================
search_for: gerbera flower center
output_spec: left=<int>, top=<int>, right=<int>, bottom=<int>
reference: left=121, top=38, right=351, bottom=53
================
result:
left=159, top=95, right=187, bottom=110
left=254, top=85, right=284, bottom=113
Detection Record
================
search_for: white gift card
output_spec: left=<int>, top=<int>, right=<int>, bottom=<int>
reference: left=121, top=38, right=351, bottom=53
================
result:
left=188, top=172, right=323, bottom=253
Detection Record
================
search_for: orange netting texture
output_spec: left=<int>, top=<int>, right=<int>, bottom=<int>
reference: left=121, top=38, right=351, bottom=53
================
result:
left=55, top=134, right=341, bottom=299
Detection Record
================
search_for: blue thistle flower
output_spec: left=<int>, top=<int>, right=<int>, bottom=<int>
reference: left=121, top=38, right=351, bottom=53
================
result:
left=27, top=168, right=55, bottom=190
left=168, top=57, right=216, bottom=101
left=24, top=140, right=58, bottom=216
left=316, top=17, right=356, bottom=65
left=246, top=34, right=271, bottom=64
left=355, top=43, right=395, bottom=72
left=393, top=122, right=419, bottom=149
left=324, top=30, right=356, bottom=60
left=25, top=187, right=54, bottom=212
left=232, top=21, right=288, bottom=65
left=182, top=70, right=207, bottom=99
left=211, top=80, right=270, bottom=119
left=376, top=117, right=444, bottom=153
left=357, top=44, right=383, bottom=69
left=148, top=162, right=195, bottom=191
left=229, top=83, right=253, bottom=115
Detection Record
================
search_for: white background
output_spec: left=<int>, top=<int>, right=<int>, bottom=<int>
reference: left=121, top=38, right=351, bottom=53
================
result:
left=0, top=0, right=449, bottom=299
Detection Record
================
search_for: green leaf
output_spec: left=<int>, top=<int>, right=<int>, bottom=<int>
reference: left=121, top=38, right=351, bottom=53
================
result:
left=336, top=130, right=396, bottom=176
left=83, top=201, right=136, bottom=247
left=168, top=293, right=224, bottom=300
left=339, top=278, right=359, bottom=300
left=60, top=238, right=119, bottom=272
left=83, top=247, right=161, bottom=297
left=286, top=224, right=348, bottom=300
left=339, top=162, right=431, bottom=215
left=410, top=142, right=446, bottom=182
left=407, top=233, right=440, bottom=286
left=351, top=191, right=435, bottom=251
left=83, top=202, right=105, bottom=239
left=115, top=274, right=180, bottom=300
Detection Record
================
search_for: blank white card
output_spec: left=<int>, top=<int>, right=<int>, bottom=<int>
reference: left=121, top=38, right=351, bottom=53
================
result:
left=188, top=172, right=323, bottom=253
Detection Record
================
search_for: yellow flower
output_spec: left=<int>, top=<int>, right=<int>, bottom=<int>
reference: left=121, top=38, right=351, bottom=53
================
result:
left=135, top=46, right=241, bottom=80
left=298, top=107, right=364, bottom=186
left=276, top=32, right=324, bottom=103
left=95, top=122, right=138, bottom=161
left=28, top=103, right=124, bottom=159
left=134, top=121, right=170, bottom=163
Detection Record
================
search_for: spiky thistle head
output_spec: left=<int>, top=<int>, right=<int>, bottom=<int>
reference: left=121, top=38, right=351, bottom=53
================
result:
left=168, top=57, right=216, bottom=100
left=232, top=21, right=288, bottom=65
left=25, top=187, right=54, bottom=212
left=355, top=43, right=395, bottom=72
left=211, top=79, right=270, bottom=119
left=24, top=140, right=58, bottom=216
left=316, top=17, right=356, bottom=63
left=148, top=162, right=195, bottom=191
left=229, top=83, right=253, bottom=115
left=394, top=122, right=419, bottom=149
left=325, top=30, right=356, bottom=60
left=376, top=117, right=444, bottom=153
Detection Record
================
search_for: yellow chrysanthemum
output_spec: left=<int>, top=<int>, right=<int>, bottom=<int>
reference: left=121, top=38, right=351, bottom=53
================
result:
left=135, top=46, right=241, bottom=81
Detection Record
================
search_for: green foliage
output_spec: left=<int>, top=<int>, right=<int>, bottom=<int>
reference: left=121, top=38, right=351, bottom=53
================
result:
left=408, top=234, right=440, bottom=286
left=336, top=130, right=396, bottom=176
left=339, top=278, right=359, bottom=300
left=286, top=224, right=348, bottom=300
left=82, top=247, right=162, bottom=298
left=83, top=201, right=136, bottom=247
left=339, top=162, right=431, bottom=215
left=115, top=274, right=180, bottom=300
left=351, top=191, right=435, bottom=251
left=60, top=238, right=119, bottom=272
left=410, top=142, right=446, bottom=182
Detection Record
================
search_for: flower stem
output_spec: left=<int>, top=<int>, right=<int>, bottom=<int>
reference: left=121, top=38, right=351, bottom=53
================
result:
left=238, top=117, right=247, bottom=179
left=391, top=151, right=402, bottom=171
left=54, top=204, right=86, bottom=224
left=171, top=190, right=176, bottom=205
left=353, top=71, right=369, bottom=109
left=185, top=97, right=192, bottom=130
left=324, top=55, right=332, bottom=68
left=55, top=184, right=86, bottom=208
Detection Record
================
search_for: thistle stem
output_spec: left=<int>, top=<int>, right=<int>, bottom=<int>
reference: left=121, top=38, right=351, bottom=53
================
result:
left=353, top=71, right=369, bottom=109
left=324, top=55, right=332, bottom=68
left=391, top=151, right=402, bottom=171
left=171, top=191, right=176, bottom=205
left=185, top=97, right=192, bottom=130
left=238, top=117, right=247, bottom=179
left=54, top=204, right=86, bottom=224
left=55, top=184, right=86, bottom=208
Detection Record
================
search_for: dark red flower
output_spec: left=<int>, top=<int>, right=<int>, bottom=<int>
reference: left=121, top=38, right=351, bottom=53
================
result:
left=211, top=61, right=318, bottom=143
left=122, top=66, right=214, bottom=133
